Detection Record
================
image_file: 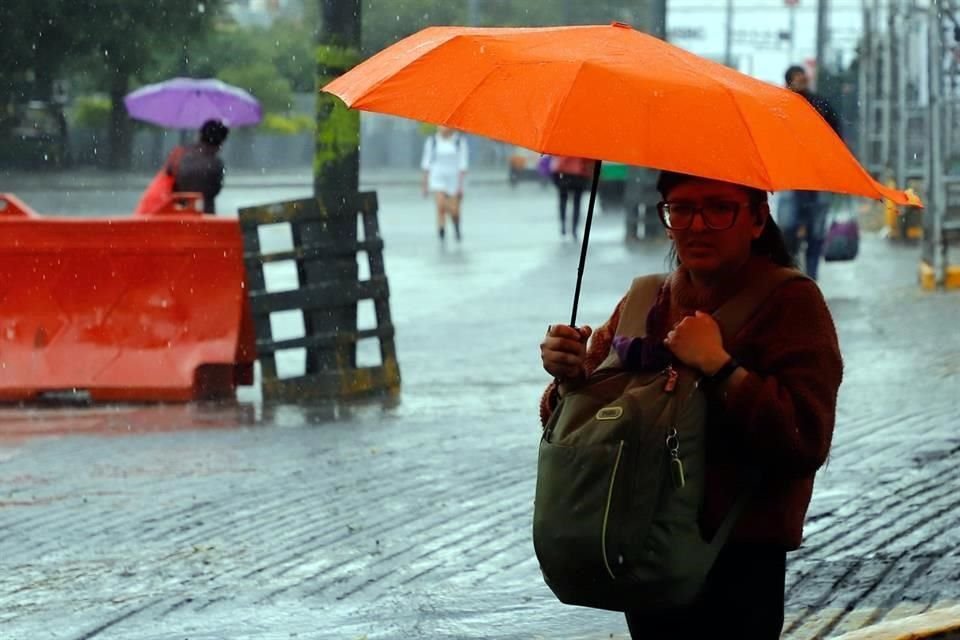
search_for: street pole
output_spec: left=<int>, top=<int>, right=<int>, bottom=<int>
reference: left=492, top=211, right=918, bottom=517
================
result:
left=929, top=0, right=946, bottom=286
left=312, top=0, right=363, bottom=371
left=879, top=0, right=892, bottom=176
left=895, top=0, right=908, bottom=189
left=725, top=0, right=734, bottom=67
left=858, top=2, right=872, bottom=164
left=467, top=0, right=480, bottom=27
left=815, top=0, right=830, bottom=89
left=649, top=0, right=667, bottom=40
left=789, top=3, right=797, bottom=64
left=885, top=0, right=897, bottom=176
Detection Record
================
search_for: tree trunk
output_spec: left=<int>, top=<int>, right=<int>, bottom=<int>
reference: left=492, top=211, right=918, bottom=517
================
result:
left=107, top=71, right=132, bottom=170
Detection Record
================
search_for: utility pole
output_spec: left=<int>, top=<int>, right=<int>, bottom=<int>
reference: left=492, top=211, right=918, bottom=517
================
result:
left=882, top=0, right=895, bottom=174
left=815, top=0, right=830, bottom=89
left=895, top=0, right=908, bottom=190
left=929, top=0, right=947, bottom=285
left=649, top=0, right=667, bottom=40
left=467, top=0, right=480, bottom=27
left=788, top=2, right=798, bottom=64
left=725, top=0, right=734, bottom=67
left=858, top=2, right=872, bottom=164
left=878, top=0, right=892, bottom=175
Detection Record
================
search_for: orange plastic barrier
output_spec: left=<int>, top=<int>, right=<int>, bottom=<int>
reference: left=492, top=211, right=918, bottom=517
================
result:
left=0, top=193, right=255, bottom=402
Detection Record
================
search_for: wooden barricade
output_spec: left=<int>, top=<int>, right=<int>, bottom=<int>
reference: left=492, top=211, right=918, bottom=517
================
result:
left=239, top=192, right=400, bottom=400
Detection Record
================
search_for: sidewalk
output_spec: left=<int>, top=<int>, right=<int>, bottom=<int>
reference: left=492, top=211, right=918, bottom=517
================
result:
left=0, top=184, right=957, bottom=639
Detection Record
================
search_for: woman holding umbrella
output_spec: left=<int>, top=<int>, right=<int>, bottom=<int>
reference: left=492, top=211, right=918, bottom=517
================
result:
left=126, top=77, right=259, bottom=214
left=540, top=170, right=843, bottom=637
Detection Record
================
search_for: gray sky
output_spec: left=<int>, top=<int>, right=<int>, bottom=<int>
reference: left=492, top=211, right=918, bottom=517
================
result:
left=667, top=0, right=864, bottom=85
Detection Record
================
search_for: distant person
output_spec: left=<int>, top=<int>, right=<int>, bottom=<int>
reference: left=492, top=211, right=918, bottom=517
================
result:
left=421, top=126, right=468, bottom=242
left=550, top=156, right=596, bottom=241
left=781, top=66, right=843, bottom=280
left=173, top=119, right=230, bottom=214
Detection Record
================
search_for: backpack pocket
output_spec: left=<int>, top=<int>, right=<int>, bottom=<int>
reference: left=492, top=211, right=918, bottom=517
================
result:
left=533, top=438, right=635, bottom=589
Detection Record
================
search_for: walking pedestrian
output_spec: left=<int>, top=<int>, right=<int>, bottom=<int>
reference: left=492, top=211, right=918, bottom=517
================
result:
left=550, top=155, right=595, bottom=240
left=781, top=65, right=843, bottom=280
left=539, top=171, right=843, bottom=639
left=421, top=126, right=468, bottom=242
left=173, top=119, right=229, bottom=214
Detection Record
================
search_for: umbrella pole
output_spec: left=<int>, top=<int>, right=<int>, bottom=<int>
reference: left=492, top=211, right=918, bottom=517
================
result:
left=569, top=159, right=602, bottom=328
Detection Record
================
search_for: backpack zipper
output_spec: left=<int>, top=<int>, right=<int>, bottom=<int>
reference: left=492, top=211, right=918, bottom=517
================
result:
left=666, top=427, right=686, bottom=489
left=665, top=374, right=702, bottom=490
left=601, top=440, right=626, bottom=580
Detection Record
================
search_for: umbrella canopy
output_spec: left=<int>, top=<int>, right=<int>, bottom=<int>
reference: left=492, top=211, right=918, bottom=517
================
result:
left=124, top=77, right=263, bottom=129
left=324, top=23, right=919, bottom=206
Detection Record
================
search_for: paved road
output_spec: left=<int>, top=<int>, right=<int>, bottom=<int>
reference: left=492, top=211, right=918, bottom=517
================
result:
left=1, top=181, right=958, bottom=639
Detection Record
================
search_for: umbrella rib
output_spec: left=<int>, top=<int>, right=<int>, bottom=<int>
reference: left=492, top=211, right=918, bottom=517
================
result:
left=439, top=63, right=515, bottom=126
left=351, top=35, right=459, bottom=110
left=714, top=82, right=774, bottom=189
left=536, top=61, right=586, bottom=153
left=657, top=41, right=773, bottom=188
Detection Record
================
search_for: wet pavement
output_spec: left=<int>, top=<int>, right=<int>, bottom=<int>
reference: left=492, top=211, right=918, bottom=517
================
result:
left=1, top=177, right=959, bottom=639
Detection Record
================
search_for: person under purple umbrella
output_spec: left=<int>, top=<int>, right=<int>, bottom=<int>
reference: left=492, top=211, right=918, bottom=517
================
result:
left=157, top=119, right=229, bottom=214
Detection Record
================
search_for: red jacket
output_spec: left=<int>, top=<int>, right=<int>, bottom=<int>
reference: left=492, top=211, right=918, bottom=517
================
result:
left=550, top=156, right=595, bottom=177
left=540, top=257, right=843, bottom=550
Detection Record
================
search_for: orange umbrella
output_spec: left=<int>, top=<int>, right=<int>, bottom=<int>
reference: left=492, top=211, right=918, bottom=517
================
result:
left=324, top=22, right=920, bottom=322
left=325, top=22, right=916, bottom=204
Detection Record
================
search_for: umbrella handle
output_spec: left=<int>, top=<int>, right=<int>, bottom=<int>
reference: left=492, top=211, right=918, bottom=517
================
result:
left=569, top=159, right=602, bottom=328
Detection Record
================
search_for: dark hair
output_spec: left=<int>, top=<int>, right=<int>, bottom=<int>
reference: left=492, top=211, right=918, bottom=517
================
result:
left=200, top=119, right=230, bottom=147
left=785, top=65, right=806, bottom=85
left=657, top=170, right=797, bottom=269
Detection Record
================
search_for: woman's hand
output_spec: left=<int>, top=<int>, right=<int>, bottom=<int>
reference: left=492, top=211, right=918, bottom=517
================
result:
left=541, top=324, right=592, bottom=381
left=663, top=311, right=731, bottom=375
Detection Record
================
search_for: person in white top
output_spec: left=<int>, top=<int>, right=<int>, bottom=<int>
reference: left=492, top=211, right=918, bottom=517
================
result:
left=421, top=126, right=469, bottom=242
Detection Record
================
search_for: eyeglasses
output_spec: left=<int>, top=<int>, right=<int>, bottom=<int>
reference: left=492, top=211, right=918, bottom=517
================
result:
left=656, top=200, right=742, bottom=231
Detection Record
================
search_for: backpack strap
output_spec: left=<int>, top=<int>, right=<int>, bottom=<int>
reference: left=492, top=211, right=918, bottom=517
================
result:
left=616, top=273, right=668, bottom=338
left=594, top=273, right=667, bottom=372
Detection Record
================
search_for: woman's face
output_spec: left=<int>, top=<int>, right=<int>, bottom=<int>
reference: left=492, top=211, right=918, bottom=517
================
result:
left=438, top=126, right=453, bottom=137
left=662, top=178, right=767, bottom=275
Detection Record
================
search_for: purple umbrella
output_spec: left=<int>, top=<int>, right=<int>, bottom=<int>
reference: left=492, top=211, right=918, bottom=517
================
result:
left=124, top=77, right=263, bottom=129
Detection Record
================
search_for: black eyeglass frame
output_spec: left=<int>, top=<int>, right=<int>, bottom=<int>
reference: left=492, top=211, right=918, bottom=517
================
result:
left=656, top=200, right=744, bottom=231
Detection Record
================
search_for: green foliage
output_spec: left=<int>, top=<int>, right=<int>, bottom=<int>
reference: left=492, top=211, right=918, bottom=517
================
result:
left=71, top=94, right=111, bottom=130
left=0, top=3, right=95, bottom=107
left=261, top=112, right=314, bottom=136
left=266, top=19, right=315, bottom=93
left=361, top=0, right=464, bottom=55
left=220, top=62, right=294, bottom=114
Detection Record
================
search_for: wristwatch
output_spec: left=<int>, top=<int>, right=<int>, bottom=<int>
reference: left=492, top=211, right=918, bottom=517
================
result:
left=706, top=356, right=740, bottom=384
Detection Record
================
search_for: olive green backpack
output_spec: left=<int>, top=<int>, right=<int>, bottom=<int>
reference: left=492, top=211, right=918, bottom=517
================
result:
left=532, top=267, right=804, bottom=613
